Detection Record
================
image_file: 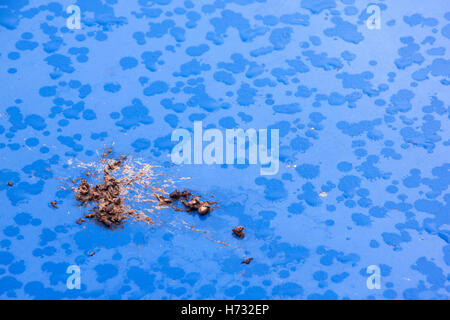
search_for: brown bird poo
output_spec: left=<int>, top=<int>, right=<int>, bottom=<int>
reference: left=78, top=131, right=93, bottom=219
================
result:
left=102, top=147, right=112, bottom=159
left=169, top=189, right=182, bottom=200
left=156, top=189, right=216, bottom=216
left=75, top=158, right=135, bottom=229
left=197, top=205, right=211, bottom=216
left=169, top=189, right=192, bottom=200
left=72, top=150, right=254, bottom=266
left=74, top=149, right=215, bottom=231
left=50, top=201, right=58, bottom=209
left=155, top=193, right=172, bottom=205
left=232, top=226, right=245, bottom=238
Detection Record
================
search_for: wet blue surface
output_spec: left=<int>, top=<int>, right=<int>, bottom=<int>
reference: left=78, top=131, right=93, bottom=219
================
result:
left=0, top=0, right=449, bottom=299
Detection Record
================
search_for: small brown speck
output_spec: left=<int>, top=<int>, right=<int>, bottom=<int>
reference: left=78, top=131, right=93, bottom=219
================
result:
left=89, top=251, right=95, bottom=256
left=241, top=257, right=253, bottom=265
left=169, top=189, right=182, bottom=200
left=102, top=147, right=112, bottom=159
left=50, top=201, right=58, bottom=209
left=7, top=181, right=13, bottom=187
left=232, top=226, right=245, bottom=239
left=76, top=218, right=85, bottom=225
left=197, top=205, right=211, bottom=215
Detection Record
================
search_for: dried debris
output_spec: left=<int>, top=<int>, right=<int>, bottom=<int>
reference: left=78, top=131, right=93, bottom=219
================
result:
left=74, top=149, right=219, bottom=228
left=169, top=189, right=191, bottom=200
left=232, top=226, right=245, bottom=238
left=75, top=156, right=143, bottom=229
left=7, top=181, right=13, bottom=187
left=102, top=147, right=112, bottom=159
left=154, top=189, right=217, bottom=216
left=182, top=195, right=213, bottom=215
left=155, top=193, right=172, bottom=205
left=74, top=159, right=218, bottom=232
left=71, top=148, right=256, bottom=266
left=50, top=201, right=58, bottom=209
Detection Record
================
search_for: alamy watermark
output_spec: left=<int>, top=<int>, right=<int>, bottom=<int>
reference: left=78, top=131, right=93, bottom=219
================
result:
left=66, top=265, right=81, bottom=289
left=66, top=5, right=81, bottom=30
left=366, top=5, right=381, bottom=30
left=171, top=121, right=279, bottom=175
left=366, top=265, right=381, bottom=289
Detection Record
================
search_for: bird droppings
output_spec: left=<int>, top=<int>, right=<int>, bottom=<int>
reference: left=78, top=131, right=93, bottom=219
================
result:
left=72, top=149, right=216, bottom=228
left=241, top=257, right=253, bottom=265
left=154, top=188, right=217, bottom=215
left=7, top=181, right=13, bottom=187
left=180, top=193, right=216, bottom=215
left=169, top=189, right=188, bottom=200
left=232, top=226, right=246, bottom=238
left=50, top=200, right=58, bottom=209
left=71, top=148, right=251, bottom=265
left=74, top=155, right=149, bottom=229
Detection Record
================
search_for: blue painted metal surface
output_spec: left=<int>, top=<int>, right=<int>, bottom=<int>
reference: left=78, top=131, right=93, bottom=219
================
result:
left=0, top=0, right=449, bottom=299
